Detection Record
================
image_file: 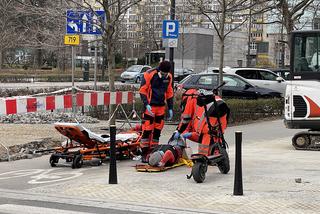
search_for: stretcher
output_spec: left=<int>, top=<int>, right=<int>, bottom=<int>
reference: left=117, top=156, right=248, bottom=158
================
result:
left=135, top=158, right=193, bottom=172
left=49, top=122, right=141, bottom=168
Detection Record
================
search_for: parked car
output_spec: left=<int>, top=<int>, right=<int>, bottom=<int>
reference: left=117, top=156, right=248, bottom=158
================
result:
left=201, top=67, right=219, bottom=73
left=271, top=68, right=290, bottom=80
left=120, top=65, right=151, bottom=83
left=223, top=67, right=286, bottom=96
left=176, top=73, right=282, bottom=99
left=174, top=68, right=194, bottom=81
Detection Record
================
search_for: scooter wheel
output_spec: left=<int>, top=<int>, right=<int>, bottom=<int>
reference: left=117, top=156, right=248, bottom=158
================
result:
left=49, top=154, right=59, bottom=167
left=192, top=162, right=207, bottom=183
left=72, top=155, right=83, bottom=169
left=218, top=148, right=230, bottom=174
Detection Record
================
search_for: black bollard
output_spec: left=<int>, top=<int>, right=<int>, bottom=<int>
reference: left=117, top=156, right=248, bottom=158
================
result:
left=233, top=131, right=243, bottom=195
left=109, top=125, right=118, bottom=184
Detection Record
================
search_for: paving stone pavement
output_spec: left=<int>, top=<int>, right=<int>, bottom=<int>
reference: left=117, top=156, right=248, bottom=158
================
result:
left=26, top=133, right=320, bottom=214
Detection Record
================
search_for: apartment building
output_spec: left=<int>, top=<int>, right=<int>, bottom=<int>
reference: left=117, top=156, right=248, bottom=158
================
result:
left=118, top=0, right=268, bottom=69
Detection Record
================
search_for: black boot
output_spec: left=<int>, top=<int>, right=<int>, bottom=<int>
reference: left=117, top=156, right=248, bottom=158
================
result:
left=141, top=148, right=149, bottom=163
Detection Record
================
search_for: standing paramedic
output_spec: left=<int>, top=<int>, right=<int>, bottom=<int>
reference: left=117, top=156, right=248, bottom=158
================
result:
left=139, top=60, right=174, bottom=162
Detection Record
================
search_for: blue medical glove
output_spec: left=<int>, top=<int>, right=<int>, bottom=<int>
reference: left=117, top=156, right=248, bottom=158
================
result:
left=146, top=104, right=154, bottom=116
left=182, top=132, right=192, bottom=139
left=168, top=109, right=173, bottom=120
left=173, top=131, right=180, bottom=140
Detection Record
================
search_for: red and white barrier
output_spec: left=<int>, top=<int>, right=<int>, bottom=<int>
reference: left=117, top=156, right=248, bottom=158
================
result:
left=0, top=91, right=134, bottom=115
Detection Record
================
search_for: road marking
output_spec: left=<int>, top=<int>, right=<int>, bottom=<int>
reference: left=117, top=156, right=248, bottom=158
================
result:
left=0, top=169, right=44, bottom=180
left=0, top=169, right=85, bottom=184
left=0, top=204, right=95, bottom=214
left=28, top=169, right=85, bottom=184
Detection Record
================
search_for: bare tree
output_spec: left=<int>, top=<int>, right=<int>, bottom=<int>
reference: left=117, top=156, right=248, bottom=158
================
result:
left=13, top=0, right=67, bottom=68
left=10, top=0, right=68, bottom=70
left=271, top=0, right=314, bottom=50
left=0, top=0, right=22, bottom=70
left=188, top=0, right=270, bottom=95
left=306, top=0, right=320, bottom=29
left=69, top=0, right=143, bottom=125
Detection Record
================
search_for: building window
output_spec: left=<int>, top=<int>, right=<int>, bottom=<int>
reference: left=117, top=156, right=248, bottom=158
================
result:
left=314, top=17, right=320, bottom=30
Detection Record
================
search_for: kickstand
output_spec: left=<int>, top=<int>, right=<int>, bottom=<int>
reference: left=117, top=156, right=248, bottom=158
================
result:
left=186, top=172, right=193, bottom=179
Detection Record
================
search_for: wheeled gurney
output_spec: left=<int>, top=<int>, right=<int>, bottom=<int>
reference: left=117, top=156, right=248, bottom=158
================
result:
left=49, top=122, right=141, bottom=168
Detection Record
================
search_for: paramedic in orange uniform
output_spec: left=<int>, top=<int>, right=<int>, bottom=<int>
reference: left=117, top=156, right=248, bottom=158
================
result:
left=174, top=88, right=198, bottom=138
left=174, top=90, right=229, bottom=156
left=139, top=60, right=174, bottom=162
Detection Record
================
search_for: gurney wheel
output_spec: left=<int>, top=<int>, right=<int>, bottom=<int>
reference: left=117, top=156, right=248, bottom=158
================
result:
left=72, top=155, right=83, bottom=169
left=49, top=154, right=59, bottom=167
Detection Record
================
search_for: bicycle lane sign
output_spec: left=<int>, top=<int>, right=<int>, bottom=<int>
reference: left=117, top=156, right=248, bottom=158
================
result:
left=0, top=169, right=86, bottom=185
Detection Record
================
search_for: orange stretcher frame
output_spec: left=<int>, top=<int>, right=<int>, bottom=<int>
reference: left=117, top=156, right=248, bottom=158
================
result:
left=48, top=123, right=141, bottom=168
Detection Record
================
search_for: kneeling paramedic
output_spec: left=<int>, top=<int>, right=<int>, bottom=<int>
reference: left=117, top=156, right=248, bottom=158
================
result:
left=139, top=61, right=174, bottom=161
left=174, top=89, right=229, bottom=156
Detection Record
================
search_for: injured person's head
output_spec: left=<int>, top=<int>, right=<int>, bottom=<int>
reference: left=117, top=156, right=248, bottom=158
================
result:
left=148, top=151, right=164, bottom=166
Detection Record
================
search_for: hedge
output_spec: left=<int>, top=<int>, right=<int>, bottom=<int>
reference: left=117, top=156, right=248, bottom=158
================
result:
left=111, top=92, right=284, bottom=125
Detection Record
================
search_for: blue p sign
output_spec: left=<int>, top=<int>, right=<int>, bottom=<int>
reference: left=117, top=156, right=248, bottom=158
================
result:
left=162, top=20, right=179, bottom=39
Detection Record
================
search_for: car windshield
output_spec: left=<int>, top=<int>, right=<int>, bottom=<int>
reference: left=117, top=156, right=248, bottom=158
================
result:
left=179, top=75, right=193, bottom=84
left=127, top=65, right=142, bottom=72
left=223, top=75, right=248, bottom=87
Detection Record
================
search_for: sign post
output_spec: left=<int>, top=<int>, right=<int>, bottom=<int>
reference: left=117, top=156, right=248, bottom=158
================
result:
left=162, top=19, right=179, bottom=87
left=94, top=36, right=98, bottom=91
left=64, top=35, right=80, bottom=112
left=66, top=10, right=105, bottom=90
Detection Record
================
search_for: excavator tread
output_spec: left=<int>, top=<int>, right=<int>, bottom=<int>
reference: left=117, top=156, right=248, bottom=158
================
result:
left=292, top=131, right=320, bottom=151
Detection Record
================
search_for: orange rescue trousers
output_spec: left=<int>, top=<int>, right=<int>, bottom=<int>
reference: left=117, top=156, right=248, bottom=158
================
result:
left=140, top=106, right=166, bottom=151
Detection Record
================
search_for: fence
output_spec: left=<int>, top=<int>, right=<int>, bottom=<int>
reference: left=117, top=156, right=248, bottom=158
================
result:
left=0, top=91, right=134, bottom=115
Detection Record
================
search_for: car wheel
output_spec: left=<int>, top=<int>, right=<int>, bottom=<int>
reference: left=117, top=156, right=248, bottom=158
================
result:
left=135, top=76, right=141, bottom=83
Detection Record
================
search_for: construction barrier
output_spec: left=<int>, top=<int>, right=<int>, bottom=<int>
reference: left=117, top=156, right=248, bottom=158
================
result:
left=0, top=91, right=134, bottom=116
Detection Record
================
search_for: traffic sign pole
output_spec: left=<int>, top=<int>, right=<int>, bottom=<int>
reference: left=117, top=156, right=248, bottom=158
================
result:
left=94, top=35, right=98, bottom=91
left=71, top=46, right=76, bottom=113
left=170, top=0, right=176, bottom=88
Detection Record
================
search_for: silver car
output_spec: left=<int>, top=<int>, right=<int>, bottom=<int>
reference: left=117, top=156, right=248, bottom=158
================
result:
left=223, top=67, right=286, bottom=96
left=120, top=65, right=151, bottom=83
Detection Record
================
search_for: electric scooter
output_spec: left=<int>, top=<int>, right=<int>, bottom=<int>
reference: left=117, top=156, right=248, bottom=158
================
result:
left=187, top=83, right=230, bottom=183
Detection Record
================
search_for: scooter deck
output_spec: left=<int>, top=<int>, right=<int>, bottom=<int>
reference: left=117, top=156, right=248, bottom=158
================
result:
left=135, top=158, right=193, bottom=172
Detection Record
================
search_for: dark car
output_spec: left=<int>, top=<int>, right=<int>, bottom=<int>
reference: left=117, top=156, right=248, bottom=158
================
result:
left=176, top=73, right=282, bottom=99
left=174, top=68, right=194, bottom=81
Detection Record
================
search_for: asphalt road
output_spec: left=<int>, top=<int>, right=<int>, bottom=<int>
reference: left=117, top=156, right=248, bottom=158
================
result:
left=0, top=119, right=304, bottom=213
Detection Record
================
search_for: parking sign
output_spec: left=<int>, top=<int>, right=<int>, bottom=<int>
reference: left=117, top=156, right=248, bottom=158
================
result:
left=162, top=20, right=179, bottom=39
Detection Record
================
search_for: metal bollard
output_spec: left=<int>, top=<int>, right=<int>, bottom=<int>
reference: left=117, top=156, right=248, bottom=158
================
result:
left=109, top=125, right=118, bottom=184
left=233, top=131, right=243, bottom=195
